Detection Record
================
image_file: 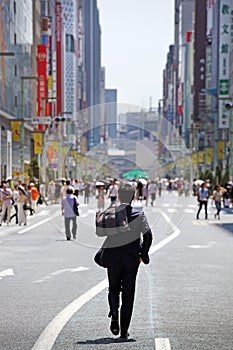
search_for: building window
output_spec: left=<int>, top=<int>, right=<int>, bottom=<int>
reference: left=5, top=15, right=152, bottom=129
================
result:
left=14, top=1, right=16, bottom=14
left=14, top=65, right=17, bottom=76
left=66, top=34, right=74, bottom=53
left=14, top=33, right=17, bottom=45
left=14, top=96, right=18, bottom=107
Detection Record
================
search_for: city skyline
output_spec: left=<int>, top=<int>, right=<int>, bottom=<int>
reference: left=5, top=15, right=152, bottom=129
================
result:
left=97, top=0, right=174, bottom=108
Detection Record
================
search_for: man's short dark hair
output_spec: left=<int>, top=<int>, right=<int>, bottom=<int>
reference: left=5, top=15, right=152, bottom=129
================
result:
left=66, top=187, right=73, bottom=194
left=118, top=184, right=135, bottom=203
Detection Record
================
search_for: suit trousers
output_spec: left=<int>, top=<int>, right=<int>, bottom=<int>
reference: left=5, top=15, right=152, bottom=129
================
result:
left=107, top=251, right=139, bottom=335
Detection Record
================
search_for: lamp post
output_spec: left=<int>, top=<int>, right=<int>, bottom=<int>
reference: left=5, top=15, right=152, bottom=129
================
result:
left=20, top=76, right=39, bottom=179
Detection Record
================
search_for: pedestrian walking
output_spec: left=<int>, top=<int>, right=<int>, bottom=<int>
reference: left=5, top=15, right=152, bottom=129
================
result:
left=84, top=181, right=90, bottom=204
left=196, top=182, right=209, bottom=220
left=17, top=186, right=28, bottom=226
left=157, top=179, right=162, bottom=197
left=30, top=183, right=39, bottom=212
left=213, top=185, right=224, bottom=220
left=99, top=183, right=152, bottom=339
left=148, top=181, right=156, bottom=206
left=61, top=187, right=79, bottom=240
left=74, top=179, right=79, bottom=198
left=97, top=185, right=105, bottom=211
left=143, top=182, right=149, bottom=206
left=39, top=182, right=48, bottom=206
left=136, top=180, right=143, bottom=201
left=24, top=184, right=34, bottom=216
left=10, top=184, right=19, bottom=224
left=0, top=182, right=13, bottom=226
left=107, top=180, right=118, bottom=203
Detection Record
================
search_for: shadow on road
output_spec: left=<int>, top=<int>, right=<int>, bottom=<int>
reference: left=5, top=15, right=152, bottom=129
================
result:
left=76, top=337, right=136, bottom=345
left=220, top=223, right=233, bottom=235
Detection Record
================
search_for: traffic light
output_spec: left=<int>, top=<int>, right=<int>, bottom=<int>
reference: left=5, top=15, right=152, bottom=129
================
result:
left=225, top=102, right=233, bottom=110
left=54, top=116, right=72, bottom=122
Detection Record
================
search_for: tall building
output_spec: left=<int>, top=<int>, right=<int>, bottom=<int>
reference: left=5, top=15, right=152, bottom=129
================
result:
left=105, top=89, right=117, bottom=139
left=62, top=0, right=77, bottom=115
left=0, top=0, right=34, bottom=179
left=83, top=0, right=101, bottom=149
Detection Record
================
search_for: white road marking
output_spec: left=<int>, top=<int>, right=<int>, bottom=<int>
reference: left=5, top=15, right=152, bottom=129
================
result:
left=34, top=280, right=45, bottom=284
left=31, top=279, right=108, bottom=350
left=167, top=208, right=178, bottom=213
left=37, top=210, right=50, bottom=216
left=33, top=267, right=89, bottom=283
left=188, top=244, right=211, bottom=249
left=32, top=210, right=180, bottom=350
left=184, top=208, right=195, bottom=213
left=162, top=203, right=169, bottom=207
left=50, top=266, right=89, bottom=276
left=17, top=212, right=60, bottom=234
left=155, top=338, right=171, bottom=350
left=0, top=241, right=2, bottom=244
left=0, top=268, right=15, bottom=280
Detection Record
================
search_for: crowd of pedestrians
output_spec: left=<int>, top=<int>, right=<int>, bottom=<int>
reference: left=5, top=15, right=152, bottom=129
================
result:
left=1, top=175, right=232, bottom=229
left=0, top=178, right=39, bottom=226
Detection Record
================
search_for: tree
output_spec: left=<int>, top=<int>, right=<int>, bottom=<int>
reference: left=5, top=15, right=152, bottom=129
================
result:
left=215, top=165, right=222, bottom=185
left=28, top=158, right=40, bottom=183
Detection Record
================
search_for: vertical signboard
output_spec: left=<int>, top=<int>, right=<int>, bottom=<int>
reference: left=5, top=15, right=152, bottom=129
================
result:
left=218, top=0, right=232, bottom=128
left=37, top=44, right=47, bottom=131
left=55, top=1, right=63, bottom=115
left=194, top=0, right=207, bottom=122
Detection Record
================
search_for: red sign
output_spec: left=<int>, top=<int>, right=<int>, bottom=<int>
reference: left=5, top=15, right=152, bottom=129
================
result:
left=55, top=1, right=63, bottom=115
left=37, top=44, right=47, bottom=130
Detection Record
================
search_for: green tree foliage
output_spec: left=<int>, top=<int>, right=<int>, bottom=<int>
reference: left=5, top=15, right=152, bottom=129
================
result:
left=221, top=168, right=229, bottom=187
left=215, top=165, right=222, bottom=185
left=28, top=158, right=39, bottom=182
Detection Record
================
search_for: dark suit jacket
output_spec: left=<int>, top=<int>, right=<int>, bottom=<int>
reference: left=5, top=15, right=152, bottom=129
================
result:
left=100, top=204, right=152, bottom=267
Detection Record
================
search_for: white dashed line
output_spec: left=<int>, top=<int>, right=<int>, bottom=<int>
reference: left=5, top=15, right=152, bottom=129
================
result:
left=155, top=338, right=171, bottom=350
left=184, top=208, right=195, bottom=213
left=167, top=208, right=178, bottom=213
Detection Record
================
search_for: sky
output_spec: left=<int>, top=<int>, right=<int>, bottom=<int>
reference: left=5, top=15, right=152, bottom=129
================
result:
left=97, top=0, right=175, bottom=109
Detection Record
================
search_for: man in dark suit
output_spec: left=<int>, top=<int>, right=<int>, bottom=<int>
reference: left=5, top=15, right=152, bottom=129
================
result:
left=100, top=183, right=153, bottom=339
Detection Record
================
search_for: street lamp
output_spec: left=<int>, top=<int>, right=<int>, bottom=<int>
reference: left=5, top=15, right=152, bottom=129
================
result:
left=20, top=76, right=40, bottom=179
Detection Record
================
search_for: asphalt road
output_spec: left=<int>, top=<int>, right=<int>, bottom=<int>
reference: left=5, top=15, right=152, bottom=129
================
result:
left=0, top=192, right=233, bottom=350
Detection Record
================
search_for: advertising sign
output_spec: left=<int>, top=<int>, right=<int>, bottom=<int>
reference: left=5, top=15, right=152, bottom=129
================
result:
left=37, top=44, right=47, bottom=128
left=55, top=1, right=63, bottom=115
left=218, top=0, right=231, bottom=97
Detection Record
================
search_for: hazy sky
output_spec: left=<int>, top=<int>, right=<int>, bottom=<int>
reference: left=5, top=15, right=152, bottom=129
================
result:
left=97, top=0, right=174, bottom=109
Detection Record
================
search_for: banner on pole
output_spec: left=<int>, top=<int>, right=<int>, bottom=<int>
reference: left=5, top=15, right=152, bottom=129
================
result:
left=217, top=140, right=225, bottom=160
left=33, top=133, right=43, bottom=155
left=11, top=121, right=21, bottom=142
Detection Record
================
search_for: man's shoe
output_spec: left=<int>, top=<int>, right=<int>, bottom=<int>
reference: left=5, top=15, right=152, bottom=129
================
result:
left=67, top=237, right=71, bottom=241
left=120, top=332, right=129, bottom=339
left=110, top=312, right=119, bottom=336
